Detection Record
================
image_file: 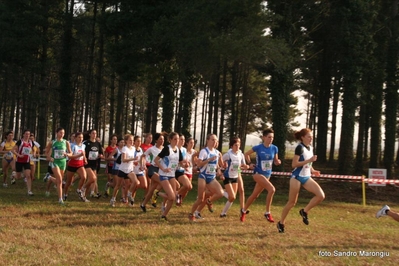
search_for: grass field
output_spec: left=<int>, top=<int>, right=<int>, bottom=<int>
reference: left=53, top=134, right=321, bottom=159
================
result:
left=1, top=167, right=398, bottom=266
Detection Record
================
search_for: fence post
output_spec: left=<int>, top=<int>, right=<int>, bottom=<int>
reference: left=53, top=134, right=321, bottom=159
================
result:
left=362, top=175, right=366, bottom=207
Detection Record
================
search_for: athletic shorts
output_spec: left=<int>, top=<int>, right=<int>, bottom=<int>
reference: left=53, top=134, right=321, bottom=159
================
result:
left=175, top=170, right=185, bottom=179
left=3, top=158, right=13, bottom=163
left=107, top=165, right=113, bottom=174
left=148, top=165, right=159, bottom=178
left=136, top=173, right=144, bottom=178
left=253, top=172, right=271, bottom=179
left=49, top=160, right=67, bottom=171
left=112, top=169, right=119, bottom=176
left=67, top=165, right=84, bottom=173
left=223, top=176, right=238, bottom=185
left=84, top=160, right=98, bottom=171
left=16, top=162, right=31, bottom=172
left=159, top=175, right=175, bottom=182
left=185, top=173, right=192, bottom=179
left=118, top=170, right=131, bottom=180
left=198, top=173, right=216, bottom=184
left=293, top=175, right=310, bottom=185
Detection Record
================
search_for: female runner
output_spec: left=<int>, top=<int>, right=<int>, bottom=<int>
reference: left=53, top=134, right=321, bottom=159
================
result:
left=189, top=134, right=224, bottom=221
left=13, top=130, right=37, bottom=195
left=45, top=127, right=72, bottom=204
left=0, top=131, right=16, bottom=187
left=277, top=128, right=325, bottom=233
left=80, top=129, right=104, bottom=200
left=153, top=132, right=183, bottom=220
left=240, top=129, right=281, bottom=222
left=110, top=134, right=139, bottom=207
left=220, top=136, right=248, bottom=217
left=140, top=133, right=164, bottom=212
left=64, top=132, right=88, bottom=202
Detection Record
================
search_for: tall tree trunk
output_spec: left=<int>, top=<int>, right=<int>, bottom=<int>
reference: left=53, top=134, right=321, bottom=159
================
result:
left=109, top=73, right=116, bottom=135
left=93, top=1, right=106, bottom=129
left=181, top=71, right=195, bottom=138
left=355, top=100, right=366, bottom=173
left=207, top=75, right=214, bottom=135
left=115, top=79, right=125, bottom=134
left=383, top=0, right=399, bottom=177
left=229, top=60, right=239, bottom=137
left=213, top=61, right=220, bottom=135
left=316, top=43, right=332, bottom=163
left=218, top=59, right=228, bottom=151
left=269, top=65, right=291, bottom=166
left=59, top=0, right=74, bottom=134
left=161, top=76, right=174, bottom=133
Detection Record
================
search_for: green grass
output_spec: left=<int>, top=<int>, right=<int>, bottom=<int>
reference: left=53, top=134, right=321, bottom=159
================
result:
left=0, top=168, right=398, bottom=266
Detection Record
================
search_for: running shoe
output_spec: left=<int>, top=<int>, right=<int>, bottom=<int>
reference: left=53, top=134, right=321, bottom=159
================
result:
left=3, top=183, right=8, bottom=188
left=220, top=214, right=227, bottom=218
left=128, top=193, right=134, bottom=206
left=82, top=197, right=90, bottom=203
left=59, top=199, right=65, bottom=206
left=151, top=202, right=157, bottom=208
left=194, top=211, right=203, bottom=219
left=277, top=221, right=285, bottom=233
left=160, top=215, right=168, bottom=221
left=140, top=204, right=147, bottom=212
left=152, top=189, right=159, bottom=206
left=206, top=199, right=214, bottom=213
left=264, top=213, right=275, bottom=223
left=110, top=199, right=116, bottom=207
left=78, top=191, right=84, bottom=201
left=93, top=192, right=102, bottom=199
left=376, top=205, right=390, bottom=218
left=188, top=213, right=196, bottom=222
left=28, top=191, right=34, bottom=196
left=176, top=194, right=181, bottom=206
left=11, top=177, right=16, bottom=185
left=299, top=209, right=309, bottom=225
left=63, top=194, right=68, bottom=201
left=240, top=209, right=246, bottom=222
left=43, top=173, right=50, bottom=182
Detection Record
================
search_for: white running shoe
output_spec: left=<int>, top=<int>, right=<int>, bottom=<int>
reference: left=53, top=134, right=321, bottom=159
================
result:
left=194, top=211, right=203, bottom=219
left=376, top=205, right=390, bottom=218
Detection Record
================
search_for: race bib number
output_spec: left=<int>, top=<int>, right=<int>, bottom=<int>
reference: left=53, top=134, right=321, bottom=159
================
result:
left=4, top=151, right=13, bottom=160
left=54, top=149, right=65, bottom=159
left=88, top=151, right=99, bottom=160
left=170, top=163, right=178, bottom=171
left=261, top=160, right=273, bottom=171
left=230, top=163, right=240, bottom=173
left=206, top=164, right=216, bottom=175
left=22, top=147, right=32, bottom=155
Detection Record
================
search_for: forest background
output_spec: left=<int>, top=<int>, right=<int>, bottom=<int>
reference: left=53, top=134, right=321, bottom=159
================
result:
left=0, top=0, right=399, bottom=177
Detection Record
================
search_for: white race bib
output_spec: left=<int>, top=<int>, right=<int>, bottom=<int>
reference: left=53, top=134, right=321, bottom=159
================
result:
left=261, top=160, right=273, bottom=171
left=88, top=151, right=99, bottom=160
left=22, top=147, right=32, bottom=155
left=54, top=150, right=65, bottom=159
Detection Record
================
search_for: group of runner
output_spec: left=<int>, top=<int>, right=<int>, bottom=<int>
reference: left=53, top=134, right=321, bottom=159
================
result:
left=1, top=127, right=327, bottom=232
